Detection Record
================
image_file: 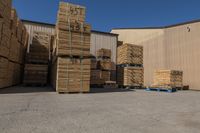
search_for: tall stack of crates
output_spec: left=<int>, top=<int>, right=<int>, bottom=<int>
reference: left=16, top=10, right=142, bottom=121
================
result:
left=117, top=44, right=144, bottom=88
left=51, top=2, right=91, bottom=93
left=0, top=0, right=29, bottom=89
left=90, top=48, right=116, bottom=87
left=23, top=31, right=51, bottom=86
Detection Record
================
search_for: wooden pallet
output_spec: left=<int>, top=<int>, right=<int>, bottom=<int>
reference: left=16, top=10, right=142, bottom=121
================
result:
left=117, top=43, right=143, bottom=65
left=146, top=87, right=177, bottom=93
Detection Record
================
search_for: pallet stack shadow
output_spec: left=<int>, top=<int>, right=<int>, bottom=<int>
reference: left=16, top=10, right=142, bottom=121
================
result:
left=0, top=0, right=28, bottom=88
left=23, top=31, right=51, bottom=86
left=51, top=2, right=91, bottom=93
left=151, top=70, right=183, bottom=89
left=117, top=43, right=144, bottom=88
left=90, top=48, right=116, bottom=87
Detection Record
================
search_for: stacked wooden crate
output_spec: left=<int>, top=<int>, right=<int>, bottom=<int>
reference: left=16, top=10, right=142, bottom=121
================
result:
left=117, top=43, right=144, bottom=88
left=51, top=2, right=91, bottom=93
left=152, top=70, right=183, bottom=88
left=23, top=31, right=51, bottom=86
left=90, top=48, right=116, bottom=87
left=0, top=0, right=29, bottom=89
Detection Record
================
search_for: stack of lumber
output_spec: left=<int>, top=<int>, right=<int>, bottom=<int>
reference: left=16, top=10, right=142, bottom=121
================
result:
left=23, top=64, right=48, bottom=85
left=97, top=48, right=111, bottom=58
left=90, top=48, right=116, bottom=87
left=117, top=43, right=144, bottom=87
left=90, top=70, right=110, bottom=85
left=117, top=67, right=144, bottom=87
left=152, top=70, right=183, bottom=88
left=51, top=2, right=91, bottom=93
left=53, top=2, right=91, bottom=57
left=52, top=58, right=90, bottom=93
left=117, top=43, right=143, bottom=65
left=0, top=1, right=29, bottom=89
left=23, top=31, right=51, bottom=86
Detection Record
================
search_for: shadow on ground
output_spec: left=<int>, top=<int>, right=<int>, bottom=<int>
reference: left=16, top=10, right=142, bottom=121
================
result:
left=0, top=85, right=55, bottom=94
left=90, top=88, right=135, bottom=94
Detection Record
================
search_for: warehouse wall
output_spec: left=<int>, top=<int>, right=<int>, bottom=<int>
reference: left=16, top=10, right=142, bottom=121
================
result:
left=112, top=21, right=200, bottom=89
left=164, top=22, right=200, bottom=89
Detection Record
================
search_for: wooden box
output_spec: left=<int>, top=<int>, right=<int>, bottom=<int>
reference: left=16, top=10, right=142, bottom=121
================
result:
left=117, top=66, right=144, bottom=87
left=97, top=60, right=116, bottom=70
left=153, top=70, right=183, bottom=88
left=117, top=43, right=143, bottom=65
left=97, top=48, right=111, bottom=58
left=51, top=57, right=91, bottom=93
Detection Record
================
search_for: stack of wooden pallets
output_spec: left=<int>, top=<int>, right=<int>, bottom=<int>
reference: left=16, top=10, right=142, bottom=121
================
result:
left=51, top=2, right=91, bottom=93
left=152, top=70, right=183, bottom=89
left=90, top=48, right=116, bottom=87
left=23, top=31, right=51, bottom=86
left=0, top=1, right=29, bottom=89
left=117, top=43, right=144, bottom=88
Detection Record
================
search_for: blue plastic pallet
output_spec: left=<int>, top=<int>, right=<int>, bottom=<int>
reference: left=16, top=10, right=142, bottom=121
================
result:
left=146, top=88, right=177, bottom=93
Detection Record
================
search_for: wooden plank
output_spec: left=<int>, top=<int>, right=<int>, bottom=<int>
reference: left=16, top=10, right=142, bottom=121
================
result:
left=97, top=60, right=116, bottom=71
left=23, top=64, right=48, bottom=85
left=117, top=66, right=144, bottom=86
left=117, top=43, right=143, bottom=65
left=152, top=70, right=183, bottom=88
left=52, top=57, right=91, bottom=93
left=97, top=48, right=111, bottom=58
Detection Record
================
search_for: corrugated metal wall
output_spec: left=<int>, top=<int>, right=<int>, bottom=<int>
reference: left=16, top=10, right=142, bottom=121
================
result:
left=112, top=22, right=200, bottom=89
left=91, top=32, right=117, bottom=63
left=23, top=21, right=118, bottom=63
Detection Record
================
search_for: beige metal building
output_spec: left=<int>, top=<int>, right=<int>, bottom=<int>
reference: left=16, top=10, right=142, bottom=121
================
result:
left=112, top=20, right=200, bottom=90
left=22, top=20, right=118, bottom=63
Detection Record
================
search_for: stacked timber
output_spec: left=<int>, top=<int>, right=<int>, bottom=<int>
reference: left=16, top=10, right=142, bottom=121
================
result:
left=152, top=70, right=183, bottom=88
left=117, top=43, right=143, bottom=65
left=117, top=43, right=144, bottom=88
left=90, top=49, right=116, bottom=87
left=0, top=0, right=29, bottom=89
left=23, top=31, right=51, bottom=86
left=51, top=2, right=91, bottom=93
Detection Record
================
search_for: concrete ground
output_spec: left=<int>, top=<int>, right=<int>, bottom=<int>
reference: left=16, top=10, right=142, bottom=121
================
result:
left=0, top=86, right=200, bottom=133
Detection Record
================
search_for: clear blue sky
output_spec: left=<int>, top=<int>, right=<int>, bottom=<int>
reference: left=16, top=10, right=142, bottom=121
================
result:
left=13, top=0, right=200, bottom=32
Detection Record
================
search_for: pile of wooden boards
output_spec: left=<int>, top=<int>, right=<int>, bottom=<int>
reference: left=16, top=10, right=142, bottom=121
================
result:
left=51, top=2, right=91, bottom=93
left=152, top=70, right=183, bottom=88
left=117, top=43, right=144, bottom=87
left=0, top=0, right=29, bottom=89
left=90, top=49, right=116, bottom=87
left=117, top=43, right=143, bottom=65
left=23, top=31, right=52, bottom=86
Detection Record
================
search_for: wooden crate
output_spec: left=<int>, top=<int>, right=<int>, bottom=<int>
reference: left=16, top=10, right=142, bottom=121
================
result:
left=90, top=70, right=110, bottom=85
left=58, top=2, right=86, bottom=22
left=51, top=57, right=91, bottom=93
left=23, top=64, right=48, bottom=85
left=153, top=70, right=183, bottom=88
left=117, top=66, right=144, bottom=87
left=0, top=23, right=11, bottom=58
left=0, top=0, right=11, bottom=27
left=117, top=43, right=143, bottom=65
left=97, top=48, right=111, bottom=58
left=97, top=60, right=116, bottom=71
left=54, top=29, right=91, bottom=57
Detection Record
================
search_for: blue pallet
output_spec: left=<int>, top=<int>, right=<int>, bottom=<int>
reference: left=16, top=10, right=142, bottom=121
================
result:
left=146, top=88, right=177, bottom=93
